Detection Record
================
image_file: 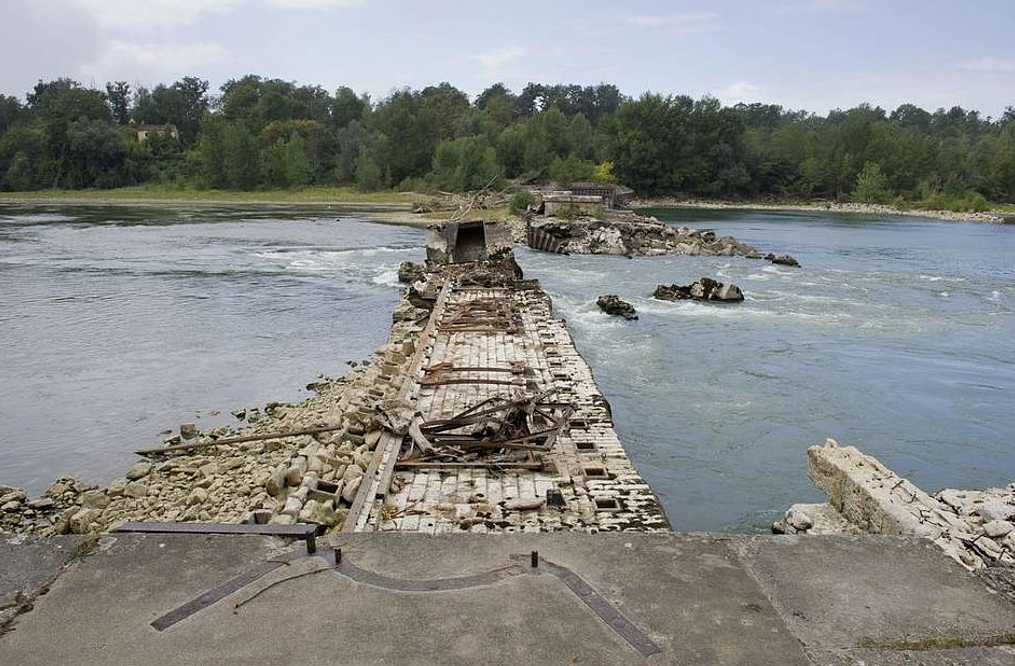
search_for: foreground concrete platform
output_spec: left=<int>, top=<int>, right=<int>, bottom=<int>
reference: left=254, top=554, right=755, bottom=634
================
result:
left=3, top=532, right=1015, bottom=665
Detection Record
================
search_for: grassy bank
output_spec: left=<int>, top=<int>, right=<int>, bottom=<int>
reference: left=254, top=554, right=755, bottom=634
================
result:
left=2, top=187, right=1010, bottom=224
left=0, top=185, right=417, bottom=207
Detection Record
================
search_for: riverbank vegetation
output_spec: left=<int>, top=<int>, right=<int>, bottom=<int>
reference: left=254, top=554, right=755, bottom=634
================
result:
left=1, top=77, right=1013, bottom=212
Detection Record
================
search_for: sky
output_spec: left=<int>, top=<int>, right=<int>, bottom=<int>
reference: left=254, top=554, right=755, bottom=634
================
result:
left=1, top=0, right=1013, bottom=117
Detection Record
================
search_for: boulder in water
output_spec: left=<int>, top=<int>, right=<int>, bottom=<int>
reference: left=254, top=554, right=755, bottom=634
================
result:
left=596, top=295, right=638, bottom=320
left=765, top=253, right=800, bottom=267
left=652, top=277, right=744, bottom=303
left=397, top=261, right=426, bottom=283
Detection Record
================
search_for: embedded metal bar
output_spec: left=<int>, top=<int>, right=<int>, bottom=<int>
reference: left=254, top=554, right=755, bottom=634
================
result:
left=334, top=559, right=527, bottom=592
left=540, top=560, right=663, bottom=658
left=151, top=561, right=283, bottom=631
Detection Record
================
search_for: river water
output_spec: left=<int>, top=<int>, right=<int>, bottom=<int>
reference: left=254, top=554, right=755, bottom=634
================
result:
left=2, top=204, right=1012, bottom=531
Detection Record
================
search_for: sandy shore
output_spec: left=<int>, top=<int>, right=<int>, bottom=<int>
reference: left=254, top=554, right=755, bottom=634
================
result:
left=1, top=192, right=1009, bottom=225
left=631, top=198, right=1010, bottom=223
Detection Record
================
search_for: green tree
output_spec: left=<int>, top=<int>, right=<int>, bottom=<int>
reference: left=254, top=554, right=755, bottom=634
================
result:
left=354, top=148, right=385, bottom=191
left=105, top=81, right=131, bottom=124
left=283, top=131, right=311, bottom=187
left=431, top=136, right=501, bottom=191
left=0, top=125, right=47, bottom=190
left=852, top=161, right=891, bottom=203
left=366, top=89, right=438, bottom=186
left=548, top=155, right=594, bottom=186
left=64, top=118, right=128, bottom=188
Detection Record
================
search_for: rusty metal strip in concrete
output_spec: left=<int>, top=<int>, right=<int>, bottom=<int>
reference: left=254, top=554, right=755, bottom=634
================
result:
left=151, top=560, right=285, bottom=631
left=540, top=560, right=663, bottom=658
left=334, top=559, right=528, bottom=592
left=152, top=548, right=320, bottom=631
left=330, top=552, right=662, bottom=657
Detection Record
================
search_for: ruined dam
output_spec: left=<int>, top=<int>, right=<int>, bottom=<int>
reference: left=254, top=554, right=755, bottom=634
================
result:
left=346, top=219, right=669, bottom=534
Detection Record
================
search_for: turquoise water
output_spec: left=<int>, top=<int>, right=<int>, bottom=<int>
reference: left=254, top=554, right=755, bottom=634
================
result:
left=1, top=204, right=1012, bottom=531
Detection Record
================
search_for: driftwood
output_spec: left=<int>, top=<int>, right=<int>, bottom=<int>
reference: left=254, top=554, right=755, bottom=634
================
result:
left=134, top=424, right=346, bottom=457
left=398, top=389, right=572, bottom=469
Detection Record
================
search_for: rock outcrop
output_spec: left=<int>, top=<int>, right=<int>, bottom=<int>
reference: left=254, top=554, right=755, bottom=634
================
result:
left=526, top=213, right=761, bottom=258
left=765, top=253, right=800, bottom=267
left=652, top=277, right=745, bottom=303
left=776, top=439, right=1015, bottom=570
left=397, top=261, right=425, bottom=284
left=596, top=295, right=638, bottom=320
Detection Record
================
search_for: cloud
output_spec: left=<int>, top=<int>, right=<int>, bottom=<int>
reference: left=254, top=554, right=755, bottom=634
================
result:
left=625, top=12, right=720, bottom=31
left=83, top=40, right=231, bottom=85
left=0, top=0, right=104, bottom=96
left=469, top=47, right=526, bottom=77
left=72, top=0, right=370, bottom=29
left=810, top=0, right=866, bottom=11
left=773, top=0, right=866, bottom=15
left=73, top=0, right=244, bottom=28
left=717, top=81, right=767, bottom=104
left=263, top=0, right=370, bottom=7
left=959, top=57, right=1015, bottom=73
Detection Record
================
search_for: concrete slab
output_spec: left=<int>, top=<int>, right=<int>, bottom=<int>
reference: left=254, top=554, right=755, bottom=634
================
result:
left=1, top=533, right=88, bottom=632
left=738, top=534, right=1015, bottom=664
left=1, top=532, right=1013, bottom=666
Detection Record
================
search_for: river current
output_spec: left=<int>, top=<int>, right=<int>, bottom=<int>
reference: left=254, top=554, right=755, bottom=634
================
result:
left=1, top=204, right=1012, bottom=531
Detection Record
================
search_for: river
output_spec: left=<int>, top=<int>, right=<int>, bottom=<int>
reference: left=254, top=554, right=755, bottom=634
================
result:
left=1, top=204, right=1012, bottom=531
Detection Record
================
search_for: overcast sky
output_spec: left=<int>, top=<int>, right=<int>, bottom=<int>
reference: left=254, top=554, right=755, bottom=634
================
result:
left=2, top=0, right=1013, bottom=117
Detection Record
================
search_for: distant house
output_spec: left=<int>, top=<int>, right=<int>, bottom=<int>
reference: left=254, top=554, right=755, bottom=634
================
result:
left=542, top=192, right=604, bottom=217
left=134, top=124, right=179, bottom=142
left=539, top=182, right=635, bottom=217
left=564, top=182, right=634, bottom=209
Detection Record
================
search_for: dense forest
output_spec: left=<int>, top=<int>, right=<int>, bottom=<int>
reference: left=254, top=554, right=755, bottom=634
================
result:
left=1, top=76, right=1013, bottom=210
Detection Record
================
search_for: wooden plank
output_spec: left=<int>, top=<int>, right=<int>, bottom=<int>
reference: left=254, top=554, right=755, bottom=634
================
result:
left=344, top=282, right=452, bottom=532
left=135, top=424, right=345, bottom=457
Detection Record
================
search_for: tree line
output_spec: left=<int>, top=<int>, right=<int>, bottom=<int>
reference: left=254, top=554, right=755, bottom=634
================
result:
left=1, top=76, right=1013, bottom=209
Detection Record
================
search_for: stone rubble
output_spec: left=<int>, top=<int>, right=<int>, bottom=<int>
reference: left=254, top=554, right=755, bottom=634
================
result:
left=775, top=439, right=1015, bottom=570
left=525, top=212, right=762, bottom=258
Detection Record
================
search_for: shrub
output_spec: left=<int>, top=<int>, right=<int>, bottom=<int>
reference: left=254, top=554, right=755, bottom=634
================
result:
left=508, top=191, right=534, bottom=214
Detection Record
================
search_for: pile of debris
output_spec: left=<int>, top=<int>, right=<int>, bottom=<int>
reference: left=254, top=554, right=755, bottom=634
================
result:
left=393, top=390, right=573, bottom=473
